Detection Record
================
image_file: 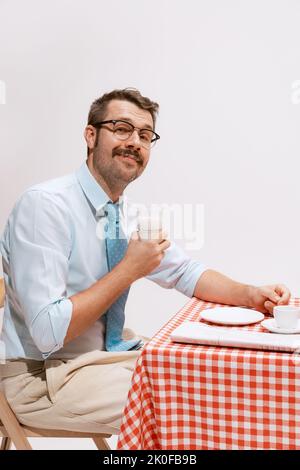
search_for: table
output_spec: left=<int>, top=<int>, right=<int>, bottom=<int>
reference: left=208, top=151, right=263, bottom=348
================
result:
left=117, top=298, right=300, bottom=450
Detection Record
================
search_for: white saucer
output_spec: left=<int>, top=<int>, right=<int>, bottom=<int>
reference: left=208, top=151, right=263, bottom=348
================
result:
left=261, top=319, right=300, bottom=334
left=200, top=307, right=264, bottom=326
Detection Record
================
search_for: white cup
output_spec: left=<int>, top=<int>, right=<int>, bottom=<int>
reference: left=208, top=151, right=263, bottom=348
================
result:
left=138, top=216, right=166, bottom=240
left=273, top=305, right=300, bottom=330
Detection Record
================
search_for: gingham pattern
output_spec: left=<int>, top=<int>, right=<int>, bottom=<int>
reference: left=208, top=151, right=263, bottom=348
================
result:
left=117, top=298, right=300, bottom=450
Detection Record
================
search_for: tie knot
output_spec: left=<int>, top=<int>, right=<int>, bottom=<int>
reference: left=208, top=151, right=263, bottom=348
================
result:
left=104, top=202, right=122, bottom=239
left=105, top=202, right=119, bottom=224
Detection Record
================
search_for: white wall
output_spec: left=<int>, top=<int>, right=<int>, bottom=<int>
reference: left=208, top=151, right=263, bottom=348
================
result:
left=1, top=0, right=300, bottom=334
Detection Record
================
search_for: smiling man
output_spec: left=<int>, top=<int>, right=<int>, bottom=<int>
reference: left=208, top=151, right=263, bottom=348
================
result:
left=86, top=100, right=154, bottom=192
left=0, top=88, right=290, bottom=437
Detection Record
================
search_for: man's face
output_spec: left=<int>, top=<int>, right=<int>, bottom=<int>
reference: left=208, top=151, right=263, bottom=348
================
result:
left=87, top=99, right=153, bottom=188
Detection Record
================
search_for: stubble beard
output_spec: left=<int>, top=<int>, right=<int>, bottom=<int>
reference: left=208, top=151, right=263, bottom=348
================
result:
left=92, top=147, right=141, bottom=193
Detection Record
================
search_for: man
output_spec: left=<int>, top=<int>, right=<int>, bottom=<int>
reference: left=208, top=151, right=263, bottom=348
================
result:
left=0, top=88, right=290, bottom=436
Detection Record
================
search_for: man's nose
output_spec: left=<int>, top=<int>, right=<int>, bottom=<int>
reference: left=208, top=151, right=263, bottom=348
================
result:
left=125, top=129, right=141, bottom=148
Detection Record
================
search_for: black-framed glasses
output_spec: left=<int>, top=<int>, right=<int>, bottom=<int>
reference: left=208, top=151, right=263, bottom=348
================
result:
left=92, top=119, right=160, bottom=149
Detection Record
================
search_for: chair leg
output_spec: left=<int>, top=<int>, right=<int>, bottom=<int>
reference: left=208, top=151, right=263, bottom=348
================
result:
left=93, top=437, right=111, bottom=450
left=0, top=391, right=32, bottom=450
left=1, top=437, right=12, bottom=450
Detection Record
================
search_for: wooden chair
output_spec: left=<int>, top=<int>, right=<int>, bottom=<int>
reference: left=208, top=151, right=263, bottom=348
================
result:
left=0, top=278, right=111, bottom=450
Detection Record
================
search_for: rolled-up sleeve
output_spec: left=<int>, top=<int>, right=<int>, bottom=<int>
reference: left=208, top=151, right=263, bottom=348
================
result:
left=9, top=190, right=73, bottom=359
left=146, top=242, right=208, bottom=298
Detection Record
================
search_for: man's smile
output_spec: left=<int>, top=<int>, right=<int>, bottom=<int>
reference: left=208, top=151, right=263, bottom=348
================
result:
left=114, top=152, right=142, bottom=165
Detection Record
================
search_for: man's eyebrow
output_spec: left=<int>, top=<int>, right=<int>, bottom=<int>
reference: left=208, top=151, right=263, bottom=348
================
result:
left=116, top=117, right=153, bottom=130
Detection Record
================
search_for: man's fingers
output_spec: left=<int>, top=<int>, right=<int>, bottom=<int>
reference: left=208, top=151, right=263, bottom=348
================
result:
left=275, top=284, right=291, bottom=305
left=264, top=300, right=276, bottom=314
left=261, top=284, right=291, bottom=307
left=264, top=287, right=281, bottom=305
left=159, top=239, right=171, bottom=251
left=262, top=285, right=291, bottom=314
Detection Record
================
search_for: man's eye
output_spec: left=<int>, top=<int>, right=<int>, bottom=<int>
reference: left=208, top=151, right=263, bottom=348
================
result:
left=140, top=132, right=152, bottom=142
left=115, top=126, right=130, bottom=134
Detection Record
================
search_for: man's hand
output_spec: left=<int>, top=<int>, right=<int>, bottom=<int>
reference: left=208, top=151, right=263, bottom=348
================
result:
left=247, top=284, right=291, bottom=314
left=66, top=230, right=170, bottom=344
left=122, top=230, right=171, bottom=282
left=193, top=270, right=291, bottom=314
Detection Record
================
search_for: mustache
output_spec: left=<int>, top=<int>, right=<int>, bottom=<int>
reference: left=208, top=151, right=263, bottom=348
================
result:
left=112, top=148, right=142, bottom=163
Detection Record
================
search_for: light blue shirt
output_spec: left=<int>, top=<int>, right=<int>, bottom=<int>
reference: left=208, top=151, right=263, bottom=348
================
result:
left=0, top=163, right=207, bottom=360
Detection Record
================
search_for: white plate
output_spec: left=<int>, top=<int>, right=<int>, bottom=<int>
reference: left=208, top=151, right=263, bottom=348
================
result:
left=200, top=307, right=264, bottom=325
left=261, top=319, right=300, bottom=334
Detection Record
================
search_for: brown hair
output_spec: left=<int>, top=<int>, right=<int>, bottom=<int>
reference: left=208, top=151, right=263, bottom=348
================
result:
left=87, top=88, right=159, bottom=156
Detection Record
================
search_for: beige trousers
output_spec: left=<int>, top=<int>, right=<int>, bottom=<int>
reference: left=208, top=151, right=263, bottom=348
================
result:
left=0, top=346, right=142, bottom=435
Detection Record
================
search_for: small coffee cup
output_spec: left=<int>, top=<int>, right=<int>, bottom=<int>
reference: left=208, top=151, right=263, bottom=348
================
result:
left=138, top=216, right=167, bottom=241
left=138, top=228, right=162, bottom=240
left=273, top=305, right=300, bottom=330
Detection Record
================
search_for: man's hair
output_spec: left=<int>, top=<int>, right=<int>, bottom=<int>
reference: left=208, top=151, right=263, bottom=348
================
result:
left=87, top=88, right=159, bottom=156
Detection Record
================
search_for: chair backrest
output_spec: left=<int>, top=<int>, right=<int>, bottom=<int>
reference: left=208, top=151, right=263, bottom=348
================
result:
left=0, top=278, right=4, bottom=309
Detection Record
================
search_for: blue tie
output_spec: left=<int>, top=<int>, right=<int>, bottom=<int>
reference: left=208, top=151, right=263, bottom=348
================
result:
left=104, top=202, right=142, bottom=352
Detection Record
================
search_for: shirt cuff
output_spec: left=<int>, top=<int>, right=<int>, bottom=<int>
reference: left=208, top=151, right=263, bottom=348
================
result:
left=31, top=298, right=73, bottom=359
left=175, top=261, right=208, bottom=298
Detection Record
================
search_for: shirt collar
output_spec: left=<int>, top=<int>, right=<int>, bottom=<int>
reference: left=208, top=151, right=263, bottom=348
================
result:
left=76, top=162, right=126, bottom=217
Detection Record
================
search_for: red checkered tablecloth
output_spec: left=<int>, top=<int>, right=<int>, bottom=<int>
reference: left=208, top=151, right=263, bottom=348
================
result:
left=117, top=298, right=300, bottom=450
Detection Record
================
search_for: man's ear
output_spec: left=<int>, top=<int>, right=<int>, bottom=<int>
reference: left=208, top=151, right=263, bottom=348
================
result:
left=84, top=125, right=97, bottom=153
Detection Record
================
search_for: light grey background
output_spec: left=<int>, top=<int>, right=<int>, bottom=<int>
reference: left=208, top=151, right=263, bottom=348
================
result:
left=1, top=0, right=300, bottom=449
